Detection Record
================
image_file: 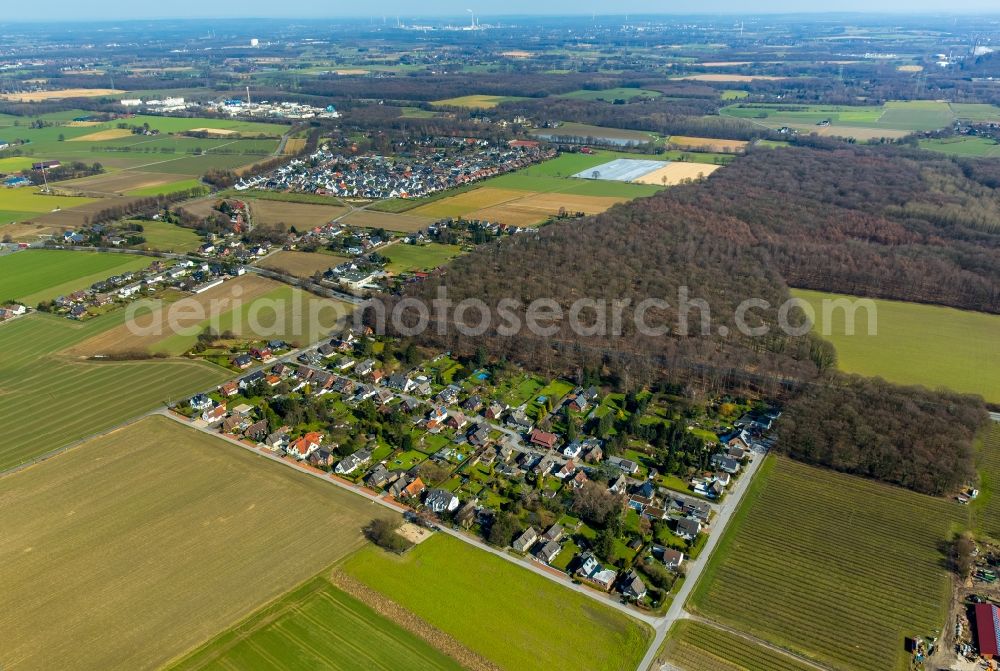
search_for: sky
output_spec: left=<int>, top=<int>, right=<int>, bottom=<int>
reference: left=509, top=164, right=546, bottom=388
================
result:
left=6, top=1, right=1000, bottom=21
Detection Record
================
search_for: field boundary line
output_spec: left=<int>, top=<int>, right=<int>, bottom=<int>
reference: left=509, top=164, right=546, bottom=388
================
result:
left=685, top=615, right=836, bottom=671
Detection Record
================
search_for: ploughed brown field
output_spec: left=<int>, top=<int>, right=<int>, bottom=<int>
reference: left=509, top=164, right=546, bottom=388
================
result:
left=0, top=415, right=389, bottom=671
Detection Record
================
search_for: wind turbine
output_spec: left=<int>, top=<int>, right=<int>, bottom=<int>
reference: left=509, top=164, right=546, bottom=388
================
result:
left=467, top=9, right=476, bottom=30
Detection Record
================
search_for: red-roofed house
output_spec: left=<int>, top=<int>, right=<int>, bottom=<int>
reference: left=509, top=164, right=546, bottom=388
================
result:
left=976, top=603, right=1000, bottom=658
left=530, top=428, right=558, bottom=450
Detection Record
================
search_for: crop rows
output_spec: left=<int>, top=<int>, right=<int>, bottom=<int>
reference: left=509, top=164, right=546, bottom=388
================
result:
left=974, top=424, right=1000, bottom=539
left=690, top=457, right=964, bottom=671
left=662, top=620, right=816, bottom=671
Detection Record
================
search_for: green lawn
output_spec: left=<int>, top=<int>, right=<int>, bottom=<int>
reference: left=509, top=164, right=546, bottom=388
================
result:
left=168, top=575, right=465, bottom=671
left=689, top=456, right=966, bottom=671
left=126, top=178, right=207, bottom=197
left=722, top=100, right=961, bottom=137
left=660, top=620, right=817, bottom=671
left=792, top=288, right=1000, bottom=403
left=918, top=136, right=1000, bottom=158
left=384, top=243, right=462, bottom=274
left=558, top=87, right=662, bottom=102
left=129, top=220, right=203, bottom=253
left=341, top=534, right=652, bottom=671
left=0, top=313, right=228, bottom=470
left=0, top=249, right=151, bottom=305
left=950, top=103, right=1000, bottom=123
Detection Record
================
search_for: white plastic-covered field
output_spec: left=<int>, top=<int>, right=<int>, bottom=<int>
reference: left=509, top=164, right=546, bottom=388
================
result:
left=572, top=158, right=669, bottom=182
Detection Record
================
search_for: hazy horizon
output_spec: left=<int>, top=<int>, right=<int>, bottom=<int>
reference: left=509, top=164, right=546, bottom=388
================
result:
left=5, top=3, right=1000, bottom=22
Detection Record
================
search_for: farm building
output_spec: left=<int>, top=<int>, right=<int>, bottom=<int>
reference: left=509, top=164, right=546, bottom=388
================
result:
left=975, top=603, right=1000, bottom=658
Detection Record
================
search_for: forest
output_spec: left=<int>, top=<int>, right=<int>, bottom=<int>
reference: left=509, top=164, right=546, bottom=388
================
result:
left=372, top=140, right=995, bottom=494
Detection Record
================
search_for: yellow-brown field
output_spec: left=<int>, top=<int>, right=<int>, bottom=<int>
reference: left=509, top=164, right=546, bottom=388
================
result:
left=698, top=61, right=752, bottom=66
left=0, top=415, right=388, bottom=671
left=53, top=170, right=184, bottom=195
left=470, top=192, right=627, bottom=226
left=257, top=250, right=350, bottom=279
left=0, top=88, right=125, bottom=101
left=338, top=209, right=436, bottom=233
left=282, top=138, right=307, bottom=155
left=668, top=135, right=749, bottom=153
left=676, top=74, right=786, bottom=82
left=409, top=187, right=529, bottom=219
left=66, top=120, right=103, bottom=127
left=67, top=128, right=134, bottom=142
left=897, top=65, right=924, bottom=72
left=633, top=162, right=722, bottom=186
left=188, top=128, right=239, bottom=136
left=248, top=198, right=348, bottom=229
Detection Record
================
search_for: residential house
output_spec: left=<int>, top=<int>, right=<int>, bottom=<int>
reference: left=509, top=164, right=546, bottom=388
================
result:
left=537, top=540, right=561, bottom=564
left=365, top=464, right=390, bottom=489
left=244, top=419, right=269, bottom=442
left=572, top=470, right=589, bottom=489
left=287, top=432, right=323, bottom=460
left=219, top=381, right=239, bottom=397
left=231, top=354, right=253, bottom=369
left=239, top=370, right=266, bottom=389
left=512, top=527, right=538, bottom=553
left=462, top=395, right=483, bottom=413
left=576, top=552, right=617, bottom=590
left=663, top=548, right=685, bottom=571
left=400, top=477, right=426, bottom=500
left=355, top=359, right=376, bottom=377
left=309, top=448, right=335, bottom=468
left=265, top=429, right=289, bottom=451
left=555, top=460, right=576, bottom=480
left=335, top=448, right=372, bottom=475
left=675, top=518, right=701, bottom=541
left=562, top=441, right=584, bottom=458
left=386, top=373, right=413, bottom=393
left=201, top=403, right=227, bottom=424
left=445, top=411, right=468, bottom=431
left=529, top=428, right=558, bottom=451
left=609, top=475, right=628, bottom=494
left=711, top=454, right=741, bottom=475
left=485, top=401, right=507, bottom=420
left=189, top=393, right=213, bottom=411
left=608, top=455, right=639, bottom=475
left=619, top=571, right=647, bottom=600
left=568, top=386, right=599, bottom=412
left=425, top=488, right=460, bottom=513
left=541, top=523, right=564, bottom=543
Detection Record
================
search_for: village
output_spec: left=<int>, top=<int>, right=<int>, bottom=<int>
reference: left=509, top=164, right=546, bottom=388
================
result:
left=174, top=326, right=778, bottom=612
left=234, top=138, right=553, bottom=200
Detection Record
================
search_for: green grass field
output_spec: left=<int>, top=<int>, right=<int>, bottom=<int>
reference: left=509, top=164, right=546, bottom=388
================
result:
left=949, top=103, right=1000, bottom=123
left=384, top=243, right=462, bottom=273
left=0, top=249, right=151, bottom=305
left=792, top=289, right=1000, bottom=403
left=0, top=187, right=98, bottom=225
left=973, top=424, right=1000, bottom=541
left=431, top=94, right=527, bottom=109
left=558, top=87, right=662, bottom=102
left=918, top=136, right=1000, bottom=158
left=341, top=534, right=652, bottom=671
left=689, top=456, right=966, bottom=671
left=125, top=177, right=206, bottom=197
left=129, top=220, right=203, bottom=253
left=0, top=313, right=228, bottom=469
left=169, top=575, right=464, bottom=671
left=660, top=620, right=817, bottom=671
left=722, top=100, right=973, bottom=138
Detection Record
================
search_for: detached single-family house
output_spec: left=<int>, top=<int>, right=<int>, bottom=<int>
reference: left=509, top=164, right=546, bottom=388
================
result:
left=287, top=432, right=323, bottom=460
left=189, top=393, right=213, bottom=411
left=537, top=540, right=561, bottom=564
left=201, top=403, right=227, bottom=424
left=365, top=464, right=390, bottom=489
left=529, top=428, right=558, bottom=450
left=513, top=527, right=538, bottom=553
left=620, top=571, right=647, bottom=600
left=608, top=455, right=639, bottom=475
left=335, top=448, right=372, bottom=475
left=425, top=488, right=460, bottom=513
left=711, top=454, right=741, bottom=475
left=663, top=548, right=685, bottom=571
left=675, top=518, right=701, bottom=541
left=541, top=523, right=564, bottom=543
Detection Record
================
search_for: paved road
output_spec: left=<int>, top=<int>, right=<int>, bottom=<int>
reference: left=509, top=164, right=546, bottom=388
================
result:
left=638, top=452, right=766, bottom=671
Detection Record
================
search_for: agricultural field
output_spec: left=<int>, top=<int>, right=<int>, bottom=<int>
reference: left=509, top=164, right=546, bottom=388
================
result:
left=129, top=220, right=203, bottom=253
left=53, top=170, right=193, bottom=196
left=667, top=136, right=749, bottom=153
left=66, top=275, right=353, bottom=357
left=0, top=314, right=228, bottom=469
left=689, top=456, right=966, bottom=671
left=0, top=186, right=98, bottom=226
left=430, top=94, right=526, bottom=108
left=531, top=121, right=658, bottom=145
left=0, top=416, right=389, bottom=671
left=792, top=289, right=1000, bottom=403
left=256, top=250, right=349, bottom=278
left=633, top=162, right=722, bottom=185
left=660, top=620, right=817, bottom=671
left=973, top=424, right=1000, bottom=541
left=383, top=242, right=462, bottom=273
left=918, top=136, right=1000, bottom=158
left=722, top=100, right=967, bottom=139
left=168, top=575, right=465, bottom=671
left=248, top=198, right=347, bottom=229
left=0, top=87, right=124, bottom=101
left=341, top=534, right=652, bottom=671
left=126, top=177, right=205, bottom=197
left=409, top=186, right=630, bottom=227
left=0, top=249, right=151, bottom=305
left=676, top=74, right=786, bottom=82
left=337, top=208, right=436, bottom=232
left=950, top=103, right=1000, bottom=122
left=558, top=87, right=662, bottom=102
